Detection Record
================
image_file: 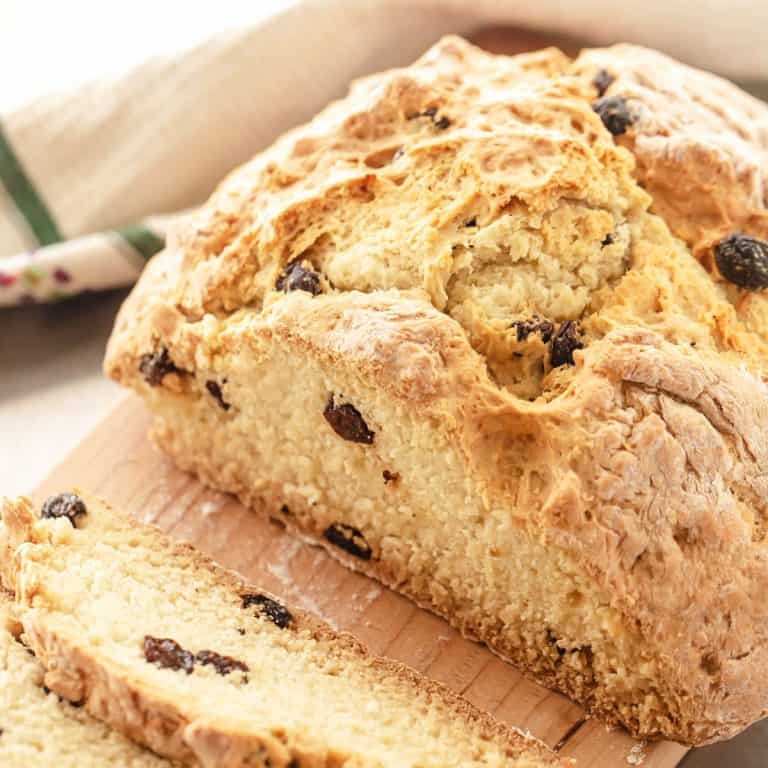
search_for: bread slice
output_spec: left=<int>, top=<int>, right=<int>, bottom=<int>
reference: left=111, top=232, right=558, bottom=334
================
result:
left=0, top=493, right=566, bottom=768
left=0, top=590, right=174, bottom=767
left=104, top=36, right=768, bottom=744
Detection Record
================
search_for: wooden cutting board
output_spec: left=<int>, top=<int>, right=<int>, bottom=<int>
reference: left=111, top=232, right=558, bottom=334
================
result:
left=34, top=395, right=689, bottom=767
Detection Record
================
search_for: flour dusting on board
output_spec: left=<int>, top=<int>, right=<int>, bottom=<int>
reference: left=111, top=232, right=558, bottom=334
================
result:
left=266, top=538, right=339, bottom=628
left=626, top=742, right=646, bottom=765
left=198, top=500, right=223, bottom=516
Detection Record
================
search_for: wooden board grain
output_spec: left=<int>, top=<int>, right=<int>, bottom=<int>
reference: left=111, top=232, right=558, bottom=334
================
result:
left=35, top=395, right=689, bottom=768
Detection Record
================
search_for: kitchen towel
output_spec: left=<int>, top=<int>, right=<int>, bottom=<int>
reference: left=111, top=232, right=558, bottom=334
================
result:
left=1, top=0, right=766, bottom=305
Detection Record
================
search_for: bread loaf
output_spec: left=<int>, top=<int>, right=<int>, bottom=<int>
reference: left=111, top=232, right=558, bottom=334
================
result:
left=105, top=36, right=768, bottom=744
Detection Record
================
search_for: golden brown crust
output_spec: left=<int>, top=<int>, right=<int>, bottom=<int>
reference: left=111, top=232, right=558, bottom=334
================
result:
left=1, top=495, right=564, bottom=768
left=572, top=43, right=768, bottom=251
left=104, top=36, right=768, bottom=745
left=571, top=44, right=768, bottom=339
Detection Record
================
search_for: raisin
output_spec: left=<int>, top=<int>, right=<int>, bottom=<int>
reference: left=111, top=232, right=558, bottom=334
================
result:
left=382, top=470, right=400, bottom=485
left=139, top=348, right=182, bottom=386
left=510, top=318, right=554, bottom=343
left=714, top=233, right=768, bottom=290
left=323, top=523, right=372, bottom=560
left=592, top=96, right=634, bottom=136
left=550, top=321, right=584, bottom=367
left=143, top=636, right=194, bottom=674
left=40, top=493, right=86, bottom=527
left=275, top=260, right=321, bottom=295
left=464, top=217, right=478, bottom=227
left=242, top=594, right=294, bottom=629
left=279, top=504, right=292, bottom=516
left=592, top=69, right=614, bottom=97
left=205, top=380, right=231, bottom=410
left=407, top=107, right=450, bottom=130
left=546, top=629, right=566, bottom=657
left=323, top=396, right=375, bottom=444
left=601, top=232, right=615, bottom=247
left=195, top=650, right=249, bottom=676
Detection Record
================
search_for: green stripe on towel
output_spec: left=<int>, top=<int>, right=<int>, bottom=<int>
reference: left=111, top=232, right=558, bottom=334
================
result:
left=0, top=121, right=61, bottom=246
left=115, top=224, right=165, bottom=260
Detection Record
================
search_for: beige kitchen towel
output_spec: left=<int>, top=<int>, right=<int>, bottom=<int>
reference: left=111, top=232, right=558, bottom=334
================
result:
left=1, top=0, right=766, bottom=304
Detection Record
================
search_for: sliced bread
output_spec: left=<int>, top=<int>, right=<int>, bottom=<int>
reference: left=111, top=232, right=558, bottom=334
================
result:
left=0, top=589, right=174, bottom=767
left=0, top=492, right=567, bottom=768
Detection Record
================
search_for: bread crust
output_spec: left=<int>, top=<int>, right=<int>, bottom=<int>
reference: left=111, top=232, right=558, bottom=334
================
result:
left=104, top=36, right=768, bottom=745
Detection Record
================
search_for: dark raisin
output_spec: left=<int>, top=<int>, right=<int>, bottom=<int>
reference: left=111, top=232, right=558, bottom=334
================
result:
left=242, top=594, right=293, bottom=629
left=407, top=107, right=449, bottom=129
left=323, top=396, right=375, bottom=444
left=510, top=318, right=554, bottom=343
left=382, top=470, right=400, bottom=485
left=276, top=260, right=321, bottom=295
left=546, top=629, right=566, bottom=657
left=279, top=504, right=291, bottom=516
left=592, top=69, right=614, bottom=97
left=323, top=523, right=372, bottom=560
left=40, top=493, right=86, bottom=527
left=195, top=650, right=249, bottom=676
left=205, top=380, right=231, bottom=410
left=408, top=107, right=437, bottom=120
left=592, top=96, right=634, bottom=136
left=143, top=636, right=194, bottom=674
left=714, top=233, right=768, bottom=290
left=601, top=232, right=615, bottom=247
left=464, top=217, right=477, bottom=227
left=139, top=348, right=182, bottom=386
left=550, top=321, right=584, bottom=368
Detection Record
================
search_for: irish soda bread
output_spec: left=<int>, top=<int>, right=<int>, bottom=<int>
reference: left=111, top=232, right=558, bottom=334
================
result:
left=105, top=37, right=768, bottom=744
left=0, top=493, right=564, bottom=768
left=0, top=590, right=174, bottom=767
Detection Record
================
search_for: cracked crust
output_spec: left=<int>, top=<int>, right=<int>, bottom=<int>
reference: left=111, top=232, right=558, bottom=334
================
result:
left=572, top=44, right=768, bottom=340
left=105, top=36, right=768, bottom=745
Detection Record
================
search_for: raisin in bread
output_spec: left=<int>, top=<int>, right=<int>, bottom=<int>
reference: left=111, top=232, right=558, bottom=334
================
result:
left=0, top=590, right=174, bottom=767
left=0, top=493, right=565, bottom=768
left=104, top=36, right=768, bottom=745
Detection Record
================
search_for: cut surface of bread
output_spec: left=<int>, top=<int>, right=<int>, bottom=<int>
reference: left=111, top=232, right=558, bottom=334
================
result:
left=0, top=590, right=174, bottom=768
left=0, top=493, right=566, bottom=768
left=104, top=36, right=768, bottom=745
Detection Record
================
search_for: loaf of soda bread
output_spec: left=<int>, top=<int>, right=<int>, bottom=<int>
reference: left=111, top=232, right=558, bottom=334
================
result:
left=0, top=589, right=175, bottom=767
left=0, top=493, right=566, bottom=768
left=104, top=36, right=768, bottom=745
